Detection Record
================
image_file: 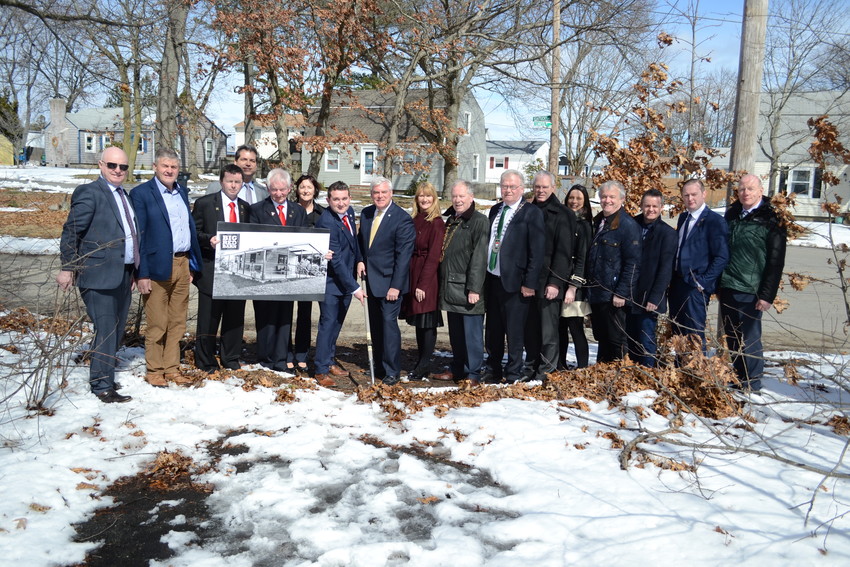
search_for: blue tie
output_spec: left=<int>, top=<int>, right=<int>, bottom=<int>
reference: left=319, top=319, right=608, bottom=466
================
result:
left=677, top=213, right=690, bottom=272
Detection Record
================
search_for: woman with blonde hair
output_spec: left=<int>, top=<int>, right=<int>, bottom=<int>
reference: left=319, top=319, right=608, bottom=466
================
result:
left=401, top=182, right=446, bottom=380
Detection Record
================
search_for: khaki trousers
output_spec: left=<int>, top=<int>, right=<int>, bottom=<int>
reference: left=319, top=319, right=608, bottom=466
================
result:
left=143, top=256, right=190, bottom=374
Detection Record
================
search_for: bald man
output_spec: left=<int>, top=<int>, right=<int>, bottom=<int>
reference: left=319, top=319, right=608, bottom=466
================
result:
left=718, top=174, right=786, bottom=392
left=57, top=146, right=136, bottom=403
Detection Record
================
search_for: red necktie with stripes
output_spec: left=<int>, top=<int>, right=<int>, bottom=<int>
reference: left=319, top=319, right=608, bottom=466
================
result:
left=277, top=204, right=287, bottom=226
left=228, top=202, right=237, bottom=223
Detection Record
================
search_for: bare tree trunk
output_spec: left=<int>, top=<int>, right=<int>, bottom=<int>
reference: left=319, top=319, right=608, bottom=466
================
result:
left=267, top=72, right=291, bottom=169
left=548, top=0, right=560, bottom=175
left=728, top=0, right=767, bottom=200
left=157, top=0, right=188, bottom=152
left=243, top=57, right=256, bottom=146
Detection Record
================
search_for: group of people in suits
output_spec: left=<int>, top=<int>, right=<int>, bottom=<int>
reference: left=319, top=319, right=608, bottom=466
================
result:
left=58, top=144, right=785, bottom=403
left=581, top=176, right=785, bottom=392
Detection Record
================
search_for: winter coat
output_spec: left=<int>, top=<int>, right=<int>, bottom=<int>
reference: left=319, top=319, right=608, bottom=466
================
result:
left=438, top=204, right=489, bottom=315
left=630, top=214, right=677, bottom=314
left=569, top=216, right=591, bottom=302
left=401, top=212, right=446, bottom=316
left=720, top=197, right=786, bottom=302
left=533, top=193, right=577, bottom=297
left=586, top=207, right=641, bottom=304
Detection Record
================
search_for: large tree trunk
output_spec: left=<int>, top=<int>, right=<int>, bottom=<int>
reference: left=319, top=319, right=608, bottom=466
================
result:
left=157, top=0, right=188, bottom=152
left=308, top=85, right=335, bottom=177
left=267, top=72, right=291, bottom=170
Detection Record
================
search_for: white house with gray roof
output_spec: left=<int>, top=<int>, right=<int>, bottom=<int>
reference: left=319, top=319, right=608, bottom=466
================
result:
left=485, top=140, right=549, bottom=184
left=43, top=98, right=227, bottom=172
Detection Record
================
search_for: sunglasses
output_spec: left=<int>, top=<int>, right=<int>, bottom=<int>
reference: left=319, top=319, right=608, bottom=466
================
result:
left=103, top=162, right=130, bottom=172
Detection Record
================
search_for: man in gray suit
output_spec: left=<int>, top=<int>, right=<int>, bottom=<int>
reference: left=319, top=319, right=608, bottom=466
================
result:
left=205, top=145, right=267, bottom=205
left=57, top=146, right=136, bottom=403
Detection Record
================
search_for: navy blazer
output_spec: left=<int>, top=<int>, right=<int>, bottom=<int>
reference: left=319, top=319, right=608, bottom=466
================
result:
left=130, top=177, right=202, bottom=281
left=487, top=200, right=545, bottom=293
left=358, top=201, right=415, bottom=297
left=60, top=177, right=135, bottom=290
left=248, top=197, right=307, bottom=228
left=631, top=214, right=677, bottom=313
left=676, top=207, right=729, bottom=293
left=191, top=191, right=251, bottom=296
left=316, top=206, right=361, bottom=296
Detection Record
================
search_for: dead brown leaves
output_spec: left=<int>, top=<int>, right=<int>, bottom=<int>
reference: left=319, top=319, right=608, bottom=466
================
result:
left=0, top=307, right=80, bottom=337
left=826, top=414, right=850, bottom=436
left=205, top=367, right=318, bottom=402
left=356, top=381, right=560, bottom=422
left=143, top=450, right=211, bottom=492
left=770, top=193, right=806, bottom=240
left=0, top=190, right=69, bottom=239
left=787, top=272, right=811, bottom=292
left=358, top=348, right=742, bottom=424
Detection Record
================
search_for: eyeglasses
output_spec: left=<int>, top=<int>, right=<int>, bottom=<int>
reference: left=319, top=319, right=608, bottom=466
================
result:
left=103, top=162, right=130, bottom=172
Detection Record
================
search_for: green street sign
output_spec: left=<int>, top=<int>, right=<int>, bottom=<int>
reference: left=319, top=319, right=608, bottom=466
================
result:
left=532, top=115, right=552, bottom=128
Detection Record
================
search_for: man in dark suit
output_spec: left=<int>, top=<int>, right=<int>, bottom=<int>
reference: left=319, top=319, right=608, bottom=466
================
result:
left=523, top=170, right=577, bottom=382
left=314, top=181, right=366, bottom=387
left=206, top=145, right=268, bottom=205
left=191, top=164, right=250, bottom=373
left=484, top=170, right=545, bottom=383
left=357, top=176, right=415, bottom=385
left=131, top=148, right=203, bottom=387
left=669, top=178, right=729, bottom=350
left=248, top=168, right=307, bottom=371
left=626, top=189, right=677, bottom=367
left=57, top=146, right=136, bottom=403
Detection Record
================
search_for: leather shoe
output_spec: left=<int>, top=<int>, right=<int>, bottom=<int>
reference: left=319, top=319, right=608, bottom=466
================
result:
left=328, top=364, right=349, bottom=376
left=431, top=371, right=454, bottom=382
left=165, top=372, right=194, bottom=386
left=95, top=389, right=132, bottom=403
left=382, top=375, right=400, bottom=386
left=315, top=374, right=336, bottom=387
left=145, top=373, right=167, bottom=388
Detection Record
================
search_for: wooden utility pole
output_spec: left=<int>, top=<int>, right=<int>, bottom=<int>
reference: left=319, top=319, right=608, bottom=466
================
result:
left=548, top=0, right=561, bottom=176
left=727, top=0, right=768, bottom=201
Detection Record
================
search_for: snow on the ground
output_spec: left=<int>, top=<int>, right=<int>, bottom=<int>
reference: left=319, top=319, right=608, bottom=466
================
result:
left=1, top=322, right=848, bottom=565
left=3, top=167, right=848, bottom=253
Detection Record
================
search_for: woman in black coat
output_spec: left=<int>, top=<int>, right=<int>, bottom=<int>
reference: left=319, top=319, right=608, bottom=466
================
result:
left=288, top=174, right=325, bottom=374
left=559, top=184, right=592, bottom=369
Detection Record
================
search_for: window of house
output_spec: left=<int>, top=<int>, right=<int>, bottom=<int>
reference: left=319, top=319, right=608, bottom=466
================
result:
left=784, top=167, right=823, bottom=199
left=205, top=138, right=214, bottom=161
left=472, top=154, right=479, bottom=182
left=493, top=156, right=508, bottom=168
left=84, top=133, right=95, bottom=153
left=463, top=112, right=471, bottom=135
left=137, top=135, right=146, bottom=153
left=325, top=149, right=340, bottom=172
left=100, top=134, right=111, bottom=150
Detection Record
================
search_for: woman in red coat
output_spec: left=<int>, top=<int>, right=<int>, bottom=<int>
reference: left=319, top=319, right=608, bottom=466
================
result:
left=402, top=182, right=446, bottom=380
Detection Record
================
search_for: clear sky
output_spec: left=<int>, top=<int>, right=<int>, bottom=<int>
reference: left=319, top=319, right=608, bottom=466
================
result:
left=204, top=0, right=747, bottom=146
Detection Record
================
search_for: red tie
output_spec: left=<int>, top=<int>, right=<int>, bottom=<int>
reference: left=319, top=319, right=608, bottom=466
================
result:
left=228, top=202, right=237, bottom=223
left=342, top=215, right=352, bottom=234
left=277, top=204, right=286, bottom=226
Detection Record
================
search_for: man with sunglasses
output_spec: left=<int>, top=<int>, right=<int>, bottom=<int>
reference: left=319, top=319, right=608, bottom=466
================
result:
left=131, top=148, right=202, bottom=387
left=57, top=147, right=137, bottom=403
